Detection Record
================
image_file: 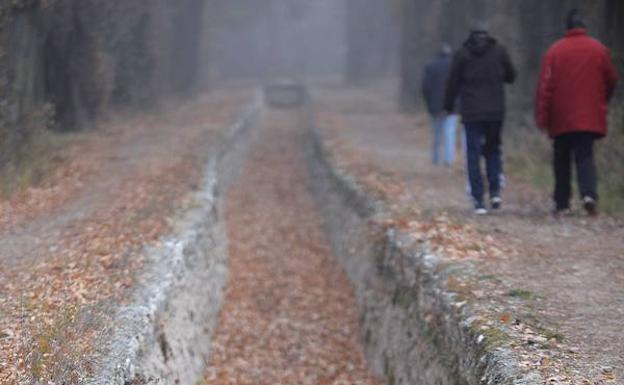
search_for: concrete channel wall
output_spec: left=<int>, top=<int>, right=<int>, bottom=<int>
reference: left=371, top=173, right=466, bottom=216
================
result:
left=87, top=93, right=262, bottom=385
left=305, top=105, right=541, bottom=385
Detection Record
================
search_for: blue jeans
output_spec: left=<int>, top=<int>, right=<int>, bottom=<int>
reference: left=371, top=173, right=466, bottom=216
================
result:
left=464, top=121, right=503, bottom=206
left=431, top=114, right=458, bottom=165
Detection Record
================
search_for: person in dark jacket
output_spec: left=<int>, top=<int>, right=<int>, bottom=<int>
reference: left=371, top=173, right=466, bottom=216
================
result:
left=536, top=9, right=619, bottom=216
left=445, top=21, right=516, bottom=214
left=422, top=44, right=459, bottom=165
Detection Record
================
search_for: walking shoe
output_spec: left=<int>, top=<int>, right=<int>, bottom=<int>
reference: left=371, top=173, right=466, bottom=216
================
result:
left=582, top=196, right=597, bottom=216
left=553, top=207, right=573, bottom=218
left=474, top=204, right=488, bottom=215
left=490, top=196, right=502, bottom=210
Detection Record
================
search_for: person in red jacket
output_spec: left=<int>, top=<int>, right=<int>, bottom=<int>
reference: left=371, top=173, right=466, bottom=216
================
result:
left=536, top=9, right=619, bottom=216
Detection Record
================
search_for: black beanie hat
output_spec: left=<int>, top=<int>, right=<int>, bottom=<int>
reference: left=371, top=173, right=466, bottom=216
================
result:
left=566, top=9, right=587, bottom=30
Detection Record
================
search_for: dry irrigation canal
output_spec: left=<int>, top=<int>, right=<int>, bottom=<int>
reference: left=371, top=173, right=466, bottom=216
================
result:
left=86, top=90, right=542, bottom=385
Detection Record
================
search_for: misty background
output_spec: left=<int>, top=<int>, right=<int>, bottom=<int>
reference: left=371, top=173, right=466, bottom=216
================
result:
left=0, top=0, right=622, bottom=193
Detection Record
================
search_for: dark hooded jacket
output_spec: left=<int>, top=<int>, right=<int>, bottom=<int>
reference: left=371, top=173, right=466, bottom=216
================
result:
left=422, top=52, right=452, bottom=116
left=444, top=32, right=516, bottom=122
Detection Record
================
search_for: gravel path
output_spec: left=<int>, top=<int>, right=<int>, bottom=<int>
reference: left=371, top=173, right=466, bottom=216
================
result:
left=314, top=85, right=624, bottom=385
left=203, top=109, right=380, bottom=385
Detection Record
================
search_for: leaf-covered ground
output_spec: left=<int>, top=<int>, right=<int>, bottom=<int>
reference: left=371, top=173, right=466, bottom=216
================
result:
left=202, top=110, right=380, bottom=385
left=0, top=90, right=252, bottom=385
left=314, top=85, right=623, bottom=385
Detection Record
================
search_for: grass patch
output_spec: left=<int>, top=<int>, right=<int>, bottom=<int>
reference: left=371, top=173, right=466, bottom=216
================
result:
left=481, top=327, right=510, bottom=348
left=507, top=288, right=535, bottom=300
left=505, top=125, right=553, bottom=190
left=0, top=130, right=73, bottom=195
left=542, top=328, right=565, bottom=343
left=477, top=274, right=503, bottom=284
left=469, top=318, right=510, bottom=349
left=446, top=276, right=473, bottom=302
left=505, top=108, right=624, bottom=214
left=19, top=300, right=110, bottom=384
left=0, top=105, right=82, bottom=199
left=507, top=288, right=534, bottom=300
left=596, top=107, right=624, bottom=212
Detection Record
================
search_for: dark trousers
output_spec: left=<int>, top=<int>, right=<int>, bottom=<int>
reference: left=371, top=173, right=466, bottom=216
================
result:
left=553, top=132, right=598, bottom=210
left=464, top=121, right=503, bottom=205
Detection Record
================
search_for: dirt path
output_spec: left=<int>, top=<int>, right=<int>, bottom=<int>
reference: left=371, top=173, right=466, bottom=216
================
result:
left=0, top=90, right=251, bottom=384
left=315, top=86, right=624, bottom=384
left=203, top=109, right=380, bottom=385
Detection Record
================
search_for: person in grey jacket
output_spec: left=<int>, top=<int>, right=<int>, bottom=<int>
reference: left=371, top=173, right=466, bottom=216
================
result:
left=422, top=44, right=458, bottom=166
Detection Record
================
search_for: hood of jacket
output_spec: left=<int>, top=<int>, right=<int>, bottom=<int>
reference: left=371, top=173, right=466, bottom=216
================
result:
left=464, top=32, right=496, bottom=56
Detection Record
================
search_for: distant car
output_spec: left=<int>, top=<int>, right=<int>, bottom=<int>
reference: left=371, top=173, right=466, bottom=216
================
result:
left=264, top=79, right=307, bottom=108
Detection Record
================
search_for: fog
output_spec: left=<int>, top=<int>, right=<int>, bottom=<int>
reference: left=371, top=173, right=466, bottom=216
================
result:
left=213, top=1, right=348, bottom=80
left=207, top=0, right=400, bottom=84
left=1, top=2, right=623, bottom=385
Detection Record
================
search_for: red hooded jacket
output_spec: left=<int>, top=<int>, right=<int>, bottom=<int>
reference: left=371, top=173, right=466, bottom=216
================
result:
left=536, top=29, right=619, bottom=138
